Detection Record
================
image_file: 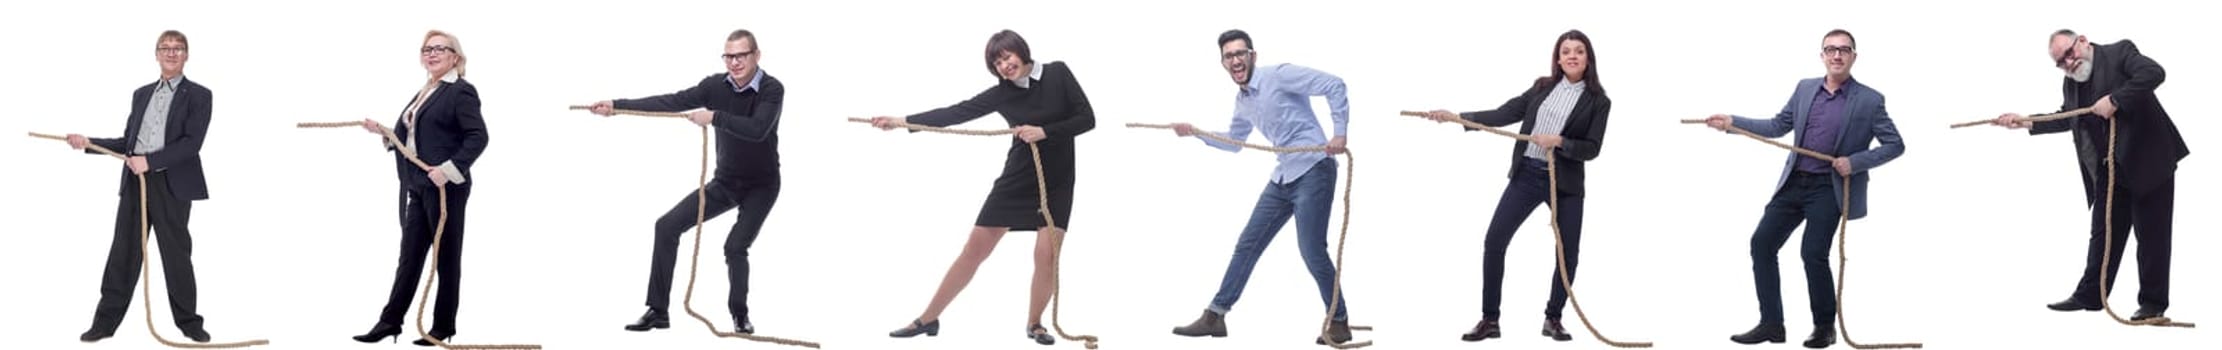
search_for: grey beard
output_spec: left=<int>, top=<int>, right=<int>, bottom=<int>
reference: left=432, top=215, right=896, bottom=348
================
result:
left=2067, top=59, right=2094, bottom=82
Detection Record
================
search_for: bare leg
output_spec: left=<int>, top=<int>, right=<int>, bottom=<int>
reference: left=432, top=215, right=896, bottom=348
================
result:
left=1028, top=229, right=1058, bottom=328
left=916, top=226, right=1010, bottom=322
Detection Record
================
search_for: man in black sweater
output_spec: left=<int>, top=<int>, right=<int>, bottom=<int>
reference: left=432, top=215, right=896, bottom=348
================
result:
left=588, top=29, right=785, bottom=335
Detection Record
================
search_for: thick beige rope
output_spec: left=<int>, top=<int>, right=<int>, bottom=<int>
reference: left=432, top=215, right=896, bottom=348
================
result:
left=28, top=132, right=273, bottom=349
left=1953, top=108, right=2195, bottom=328
left=845, top=117, right=1101, bottom=349
left=1396, top=111, right=1653, bottom=348
left=1124, top=122, right=1374, bottom=349
left=564, top=106, right=825, bottom=347
left=295, top=121, right=541, bottom=350
left=1677, top=119, right=1923, bottom=349
left=1946, top=107, right=2092, bottom=129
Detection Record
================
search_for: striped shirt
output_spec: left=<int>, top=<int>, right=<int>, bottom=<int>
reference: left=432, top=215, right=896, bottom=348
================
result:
left=1524, top=78, right=1585, bottom=160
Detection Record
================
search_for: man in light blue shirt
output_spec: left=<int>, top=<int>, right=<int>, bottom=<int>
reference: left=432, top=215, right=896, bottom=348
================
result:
left=1168, top=29, right=1354, bottom=345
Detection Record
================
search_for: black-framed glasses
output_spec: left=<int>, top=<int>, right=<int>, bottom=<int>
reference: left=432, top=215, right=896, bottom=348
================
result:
left=2053, top=50, right=2078, bottom=68
left=421, top=45, right=454, bottom=55
left=1221, top=49, right=1253, bottom=61
left=155, top=46, right=187, bottom=54
left=1822, top=45, right=1855, bottom=57
left=722, top=50, right=757, bottom=62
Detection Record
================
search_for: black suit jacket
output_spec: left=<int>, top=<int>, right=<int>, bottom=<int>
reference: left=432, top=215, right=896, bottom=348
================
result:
left=2030, top=40, right=2189, bottom=206
left=89, top=77, right=213, bottom=201
left=1459, top=79, right=1613, bottom=196
left=388, top=79, right=489, bottom=190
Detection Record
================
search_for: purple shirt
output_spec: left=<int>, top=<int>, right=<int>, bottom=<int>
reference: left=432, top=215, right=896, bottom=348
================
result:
left=1796, top=79, right=1851, bottom=174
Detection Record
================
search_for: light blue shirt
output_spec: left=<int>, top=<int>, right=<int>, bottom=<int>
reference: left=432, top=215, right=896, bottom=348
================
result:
left=727, top=68, right=764, bottom=93
left=1199, top=63, right=1350, bottom=184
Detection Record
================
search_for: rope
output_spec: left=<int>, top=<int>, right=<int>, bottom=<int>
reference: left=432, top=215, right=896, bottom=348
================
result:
left=564, top=106, right=824, bottom=347
left=295, top=122, right=542, bottom=350
left=1946, top=107, right=2093, bottom=129
left=1124, top=122, right=1375, bottom=349
left=1677, top=119, right=1923, bottom=349
left=1396, top=111, right=1653, bottom=348
left=28, top=132, right=272, bottom=349
left=1958, top=111, right=2198, bottom=328
left=846, top=117, right=1101, bottom=349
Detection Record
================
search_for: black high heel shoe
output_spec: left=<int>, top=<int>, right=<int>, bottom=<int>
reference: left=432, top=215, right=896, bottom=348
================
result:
left=351, top=323, right=402, bottom=343
left=413, top=333, right=452, bottom=347
left=1027, top=324, right=1055, bottom=345
left=889, top=319, right=939, bottom=338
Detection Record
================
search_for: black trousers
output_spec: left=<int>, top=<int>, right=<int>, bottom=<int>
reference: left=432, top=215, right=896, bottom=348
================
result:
left=644, top=178, right=780, bottom=320
left=1480, top=157, right=1586, bottom=321
left=373, top=184, right=471, bottom=336
left=1748, top=172, right=1840, bottom=327
left=2069, top=173, right=2174, bottom=312
left=89, top=171, right=204, bottom=333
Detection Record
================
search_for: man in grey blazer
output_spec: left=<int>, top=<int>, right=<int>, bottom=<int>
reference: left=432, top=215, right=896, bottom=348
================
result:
left=1702, top=29, right=1905, bottom=349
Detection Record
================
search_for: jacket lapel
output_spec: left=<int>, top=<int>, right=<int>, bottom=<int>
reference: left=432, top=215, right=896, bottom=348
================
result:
left=163, top=80, right=191, bottom=137
left=1792, top=81, right=1815, bottom=143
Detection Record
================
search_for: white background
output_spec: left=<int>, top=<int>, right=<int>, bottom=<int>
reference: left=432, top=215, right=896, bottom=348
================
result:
left=1, top=0, right=2213, bottom=349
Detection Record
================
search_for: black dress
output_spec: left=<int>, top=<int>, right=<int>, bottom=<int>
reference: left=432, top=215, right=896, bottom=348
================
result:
left=905, top=61, right=1095, bottom=231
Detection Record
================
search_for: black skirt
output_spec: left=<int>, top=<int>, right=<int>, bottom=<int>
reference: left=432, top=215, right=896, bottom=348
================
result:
left=971, top=138, right=1075, bottom=232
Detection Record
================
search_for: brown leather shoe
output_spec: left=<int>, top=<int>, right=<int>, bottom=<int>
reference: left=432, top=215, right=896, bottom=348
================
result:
left=1542, top=318, right=1573, bottom=341
left=1171, top=310, right=1227, bottom=337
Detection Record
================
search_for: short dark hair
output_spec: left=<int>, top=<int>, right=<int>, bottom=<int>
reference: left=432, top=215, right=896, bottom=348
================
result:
left=727, top=29, right=758, bottom=51
left=1823, top=29, right=1855, bottom=48
left=1217, top=29, right=1252, bottom=50
left=983, top=29, right=1033, bottom=79
left=157, top=30, right=188, bottom=51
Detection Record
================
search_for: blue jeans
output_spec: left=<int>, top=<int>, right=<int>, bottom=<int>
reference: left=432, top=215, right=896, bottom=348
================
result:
left=1749, top=172, right=1839, bottom=326
left=1206, top=158, right=1349, bottom=321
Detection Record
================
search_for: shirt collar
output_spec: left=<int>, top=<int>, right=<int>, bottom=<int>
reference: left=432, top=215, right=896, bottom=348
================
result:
left=158, top=75, right=184, bottom=90
left=1556, top=77, right=1587, bottom=91
left=1238, top=64, right=1266, bottom=96
left=729, top=69, right=764, bottom=93
left=429, top=69, right=460, bottom=84
left=1013, top=62, right=1044, bottom=89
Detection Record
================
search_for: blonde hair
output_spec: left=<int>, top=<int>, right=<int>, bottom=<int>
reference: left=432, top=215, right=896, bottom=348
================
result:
left=424, top=30, right=466, bottom=77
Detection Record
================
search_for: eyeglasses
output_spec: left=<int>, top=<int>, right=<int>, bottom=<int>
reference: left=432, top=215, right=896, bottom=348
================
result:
left=155, top=46, right=187, bottom=54
left=2053, top=49, right=2079, bottom=68
left=1822, top=45, right=1855, bottom=57
left=722, top=50, right=757, bottom=62
left=421, top=45, right=455, bottom=55
left=1221, top=49, right=1254, bottom=61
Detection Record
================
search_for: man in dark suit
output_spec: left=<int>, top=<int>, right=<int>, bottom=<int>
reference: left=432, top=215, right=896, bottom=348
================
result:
left=1991, top=29, right=2188, bottom=321
left=63, top=30, right=217, bottom=344
left=1703, top=29, right=1906, bottom=349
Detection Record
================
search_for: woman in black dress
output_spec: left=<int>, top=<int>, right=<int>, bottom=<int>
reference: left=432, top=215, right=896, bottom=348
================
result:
left=871, top=29, right=1095, bottom=346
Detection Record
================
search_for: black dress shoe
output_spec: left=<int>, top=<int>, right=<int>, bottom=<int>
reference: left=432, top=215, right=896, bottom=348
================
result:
left=1542, top=318, right=1573, bottom=341
left=1459, top=319, right=1501, bottom=341
left=413, top=333, right=452, bottom=347
left=182, top=328, right=212, bottom=343
left=2132, top=308, right=2167, bottom=321
left=735, top=317, right=755, bottom=334
left=2047, top=298, right=2101, bottom=311
left=1803, top=327, right=1836, bottom=349
left=624, top=308, right=671, bottom=331
left=79, top=328, right=115, bottom=343
left=1729, top=323, right=1786, bottom=344
left=1027, top=324, right=1055, bottom=345
left=353, top=323, right=403, bottom=343
left=889, top=319, right=939, bottom=338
